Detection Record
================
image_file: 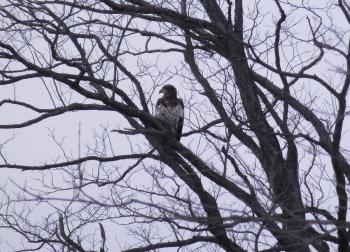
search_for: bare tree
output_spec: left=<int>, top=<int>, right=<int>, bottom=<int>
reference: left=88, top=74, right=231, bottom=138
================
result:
left=0, top=0, right=349, bottom=251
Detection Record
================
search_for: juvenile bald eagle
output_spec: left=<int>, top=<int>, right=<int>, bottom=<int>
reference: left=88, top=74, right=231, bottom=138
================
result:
left=155, top=84, right=184, bottom=141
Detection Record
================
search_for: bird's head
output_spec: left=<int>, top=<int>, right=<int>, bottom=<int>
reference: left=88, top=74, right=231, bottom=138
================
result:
left=159, top=84, right=177, bottom=99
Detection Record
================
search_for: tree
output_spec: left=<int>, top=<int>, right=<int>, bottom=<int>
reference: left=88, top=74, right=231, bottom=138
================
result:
left=0, top=0, right=349, bottom=251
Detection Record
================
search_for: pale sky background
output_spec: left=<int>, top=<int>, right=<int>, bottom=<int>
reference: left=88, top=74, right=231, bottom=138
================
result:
left=0, top=0, right=350, bottom=251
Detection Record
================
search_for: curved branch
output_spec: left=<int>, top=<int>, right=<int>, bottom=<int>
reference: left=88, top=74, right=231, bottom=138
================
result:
left=0, top=153, right=159, bottom=171
left=0, top=103, right=115, bottom=129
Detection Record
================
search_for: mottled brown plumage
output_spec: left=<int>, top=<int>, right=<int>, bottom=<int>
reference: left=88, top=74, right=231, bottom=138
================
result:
left=155, top=84, right=184, bottom=140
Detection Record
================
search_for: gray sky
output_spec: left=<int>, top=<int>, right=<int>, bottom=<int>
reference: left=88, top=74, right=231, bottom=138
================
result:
left=0, top=0, right=349, bottom=251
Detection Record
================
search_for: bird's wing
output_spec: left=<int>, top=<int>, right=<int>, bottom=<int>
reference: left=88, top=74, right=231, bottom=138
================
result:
left=177, top=99, right=184, bottom=118
left=176, top=99, right=184, bottom=140
left=176, top=116, right=184, bottom=141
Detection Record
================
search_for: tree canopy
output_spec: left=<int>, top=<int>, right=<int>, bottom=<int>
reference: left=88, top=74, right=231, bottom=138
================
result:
left=0, top=0, right=350, bottom=251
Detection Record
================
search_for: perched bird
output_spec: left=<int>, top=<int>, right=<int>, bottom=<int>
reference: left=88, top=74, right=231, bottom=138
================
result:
left=155, top=84, right=184, bottom=141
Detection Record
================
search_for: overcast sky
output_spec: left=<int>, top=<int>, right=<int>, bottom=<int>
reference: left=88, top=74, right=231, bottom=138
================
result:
left=1, top=0, right=350, bottom=251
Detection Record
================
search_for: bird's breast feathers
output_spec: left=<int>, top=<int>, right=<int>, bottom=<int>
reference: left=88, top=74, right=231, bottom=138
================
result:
left=156, top=104, right=183, bottom=120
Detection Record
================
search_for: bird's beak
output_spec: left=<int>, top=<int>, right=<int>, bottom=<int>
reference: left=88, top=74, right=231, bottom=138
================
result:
left=159, top=88, right=163, bottom=93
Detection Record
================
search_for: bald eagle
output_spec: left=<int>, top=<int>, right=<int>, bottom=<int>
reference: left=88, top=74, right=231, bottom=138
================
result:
left=155, top=84, right=184, bottom=141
